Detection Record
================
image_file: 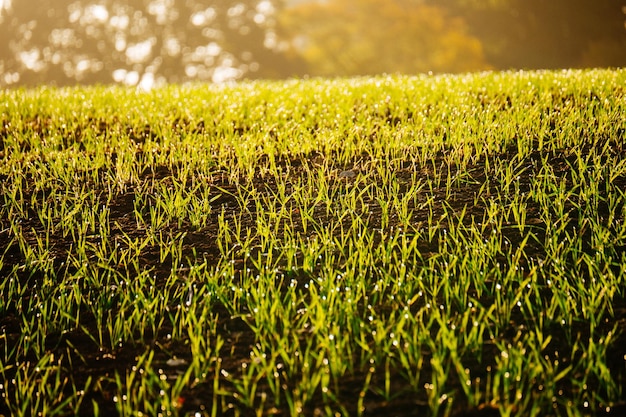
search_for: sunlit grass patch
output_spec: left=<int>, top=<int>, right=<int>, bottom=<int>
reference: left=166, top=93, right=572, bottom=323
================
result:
left=1, top=69, right=626, bottom=416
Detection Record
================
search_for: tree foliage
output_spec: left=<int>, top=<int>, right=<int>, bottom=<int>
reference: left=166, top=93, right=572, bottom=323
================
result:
left=277, top=0, right=490, bottom=76
left=0, top=0, right=303, bottom=87
left=0, top=0, right=623, bottom=86
left=434, top=0, right=626, bottom=70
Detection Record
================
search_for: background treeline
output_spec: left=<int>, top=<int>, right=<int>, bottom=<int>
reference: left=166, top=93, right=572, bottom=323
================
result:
left=0, top=0, right=624, bottom=87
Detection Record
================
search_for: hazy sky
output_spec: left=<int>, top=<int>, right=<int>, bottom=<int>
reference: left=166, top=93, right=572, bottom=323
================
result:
left=0, top=0, right=9, bottom=14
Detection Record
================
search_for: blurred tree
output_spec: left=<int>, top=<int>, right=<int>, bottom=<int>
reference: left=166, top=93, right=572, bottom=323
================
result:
left=2, top=0, right=622, bottom=86
left=0, top=0, right=305, bottom=87
left=434, top=0, right=626, bottom=70
left=276, top=0, right=490, bottom=76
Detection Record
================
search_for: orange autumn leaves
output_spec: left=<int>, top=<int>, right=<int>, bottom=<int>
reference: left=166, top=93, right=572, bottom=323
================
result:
left=277, top=0, right=490, bottom=76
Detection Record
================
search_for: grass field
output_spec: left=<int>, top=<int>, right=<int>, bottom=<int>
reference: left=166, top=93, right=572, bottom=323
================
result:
left=1, top=69, right=626, bottom=416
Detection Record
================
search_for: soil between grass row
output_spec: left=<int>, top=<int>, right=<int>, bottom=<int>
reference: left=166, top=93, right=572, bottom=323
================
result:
left=2, top=139, right=626, bottom=415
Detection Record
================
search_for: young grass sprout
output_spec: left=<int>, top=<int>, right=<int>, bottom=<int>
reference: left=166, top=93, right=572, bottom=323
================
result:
left=1, top=69, right=625, bottom=416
